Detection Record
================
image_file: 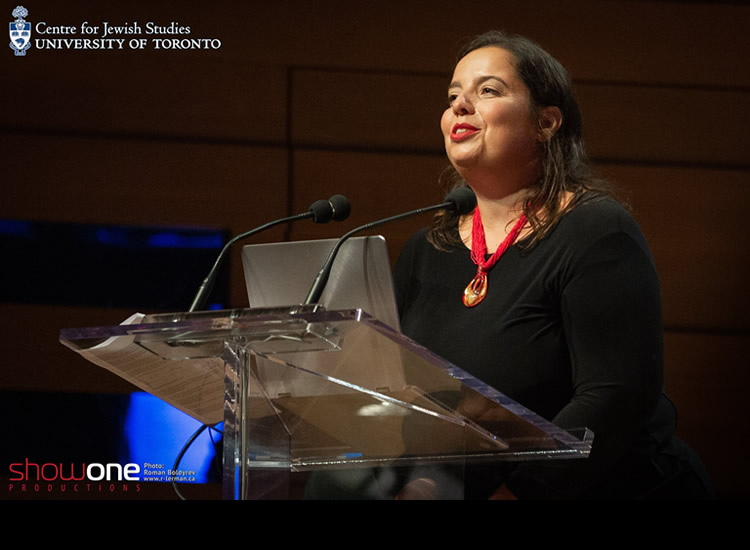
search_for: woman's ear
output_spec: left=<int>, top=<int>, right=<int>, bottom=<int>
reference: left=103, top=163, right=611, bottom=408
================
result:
left=537, top=106, right=563, bottom=142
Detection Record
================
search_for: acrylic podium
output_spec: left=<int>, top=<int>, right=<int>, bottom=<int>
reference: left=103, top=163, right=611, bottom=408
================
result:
left=60, top=306, right=592, bottom=499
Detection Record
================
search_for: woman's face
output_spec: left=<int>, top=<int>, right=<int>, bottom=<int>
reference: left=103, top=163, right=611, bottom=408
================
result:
left=440, top=46, right=541, bottom=186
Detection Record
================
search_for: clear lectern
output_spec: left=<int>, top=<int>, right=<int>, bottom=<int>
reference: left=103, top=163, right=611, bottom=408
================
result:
left=60, top=306, right=592, bottom=499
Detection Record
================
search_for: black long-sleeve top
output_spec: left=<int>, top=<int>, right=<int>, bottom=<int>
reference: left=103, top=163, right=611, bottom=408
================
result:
left=394, top=196, right=690, bottom=498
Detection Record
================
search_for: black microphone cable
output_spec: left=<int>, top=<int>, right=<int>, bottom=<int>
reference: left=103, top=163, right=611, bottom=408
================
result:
left=170, top=422, right=216, bottom=500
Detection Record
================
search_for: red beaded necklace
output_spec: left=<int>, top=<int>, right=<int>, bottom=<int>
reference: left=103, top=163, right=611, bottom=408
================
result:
left=463, top=207, right=527, bottom=308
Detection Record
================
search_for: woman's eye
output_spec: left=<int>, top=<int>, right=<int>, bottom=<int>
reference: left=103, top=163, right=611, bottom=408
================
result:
left=447, top=94, right=458, bottom=104
left=480, top=87, right=498, bottom=96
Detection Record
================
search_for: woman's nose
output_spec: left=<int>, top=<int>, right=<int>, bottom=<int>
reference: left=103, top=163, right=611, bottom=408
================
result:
left=451, top=92, right=474, bottom=115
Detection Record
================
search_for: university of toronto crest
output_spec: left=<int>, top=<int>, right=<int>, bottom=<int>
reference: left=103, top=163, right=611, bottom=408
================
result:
left=9, top=6, right=31, bottom=56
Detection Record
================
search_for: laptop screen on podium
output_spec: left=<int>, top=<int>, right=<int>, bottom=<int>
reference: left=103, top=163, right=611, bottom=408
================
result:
left=241, top=236, right=401, bottom=331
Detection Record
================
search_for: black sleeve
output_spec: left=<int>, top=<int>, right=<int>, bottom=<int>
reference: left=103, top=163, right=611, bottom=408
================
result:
left=505, top=231, right=665, bottom=499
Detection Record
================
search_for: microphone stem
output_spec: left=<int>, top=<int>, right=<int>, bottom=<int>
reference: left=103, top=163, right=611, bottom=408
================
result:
left=189, top=210, right=314, bottom=312
left=303, top=201, right=450, bottom=305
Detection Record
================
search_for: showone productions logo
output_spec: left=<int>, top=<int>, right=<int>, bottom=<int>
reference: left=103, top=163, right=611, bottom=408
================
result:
left=7, top=459, right=198, bottom=496
left=9, top=5, right=30, bottom=56
left=8, top=5, right=222, bottom=56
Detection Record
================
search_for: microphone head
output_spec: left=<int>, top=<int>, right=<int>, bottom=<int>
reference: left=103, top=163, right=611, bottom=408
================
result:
left=308, top=195, right=351, bottom=223
left=309, top=199, right=335, bottom=223
left=444, top=186, right=477, bottom=215
left=328, top=194, right=351, bottom=222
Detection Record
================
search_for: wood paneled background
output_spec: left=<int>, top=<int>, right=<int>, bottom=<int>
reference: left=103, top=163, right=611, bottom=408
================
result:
left=1, top=0, right=748, bottom=498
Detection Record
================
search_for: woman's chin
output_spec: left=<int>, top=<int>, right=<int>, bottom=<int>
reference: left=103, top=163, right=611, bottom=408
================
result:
left=447, top=152, right=479, bottom=171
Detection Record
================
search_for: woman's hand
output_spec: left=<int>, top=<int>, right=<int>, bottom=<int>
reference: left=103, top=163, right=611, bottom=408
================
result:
left=395, top=477, right=438, bottom=500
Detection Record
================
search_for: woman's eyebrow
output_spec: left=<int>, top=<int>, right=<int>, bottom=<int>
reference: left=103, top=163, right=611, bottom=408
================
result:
left=449, top=74, right=511, bottom=90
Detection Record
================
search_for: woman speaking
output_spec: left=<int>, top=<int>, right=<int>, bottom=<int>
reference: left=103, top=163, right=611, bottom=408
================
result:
left=394, top=31, right=712, bottom=499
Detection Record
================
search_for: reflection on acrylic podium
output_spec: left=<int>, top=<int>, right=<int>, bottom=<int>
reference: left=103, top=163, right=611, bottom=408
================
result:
left=61, top=306, right=592, bottom=499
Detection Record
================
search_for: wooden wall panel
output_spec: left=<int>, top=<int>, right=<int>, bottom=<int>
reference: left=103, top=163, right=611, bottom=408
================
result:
left=1, top=135, right=289, bottom=230
left=597, top=164, right=750, bottom=331
left=3, top=59, right=287, bottom=143
left=289, top=150, right=450, bottom=263
left=291, top=70, right=445, bottom=152
left=664, top=332, right=749, bottom=497
left=278, top=1, right=750, bottom=87
left=533, top=1, right=750, bottom=89
left=578, top=84, right=749, bottom=167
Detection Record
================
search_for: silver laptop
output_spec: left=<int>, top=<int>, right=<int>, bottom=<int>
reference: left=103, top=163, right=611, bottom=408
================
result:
left=241, top=235, right=401, bottom=331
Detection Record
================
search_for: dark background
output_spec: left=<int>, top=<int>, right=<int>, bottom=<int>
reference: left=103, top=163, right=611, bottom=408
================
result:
left=1, top=0, right=748, bottom=498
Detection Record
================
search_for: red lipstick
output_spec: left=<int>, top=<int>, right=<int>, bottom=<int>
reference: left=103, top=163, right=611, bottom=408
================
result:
left=451, top=122, right=479, bottom=141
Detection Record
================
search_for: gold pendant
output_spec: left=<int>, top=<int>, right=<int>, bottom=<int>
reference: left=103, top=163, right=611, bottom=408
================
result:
left=463, top=271, right=487, bottom=307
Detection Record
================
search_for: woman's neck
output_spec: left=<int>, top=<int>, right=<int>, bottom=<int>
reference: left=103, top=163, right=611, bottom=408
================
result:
left=459, top=186, right=531, bottom=251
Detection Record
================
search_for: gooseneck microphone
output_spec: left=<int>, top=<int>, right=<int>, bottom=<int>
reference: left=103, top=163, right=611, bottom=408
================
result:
left=188, top=194, right=351, bottom=312
left=303, top=186, right=476, bottom=305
